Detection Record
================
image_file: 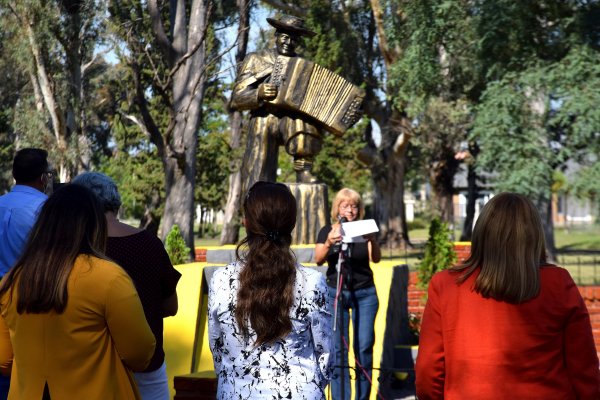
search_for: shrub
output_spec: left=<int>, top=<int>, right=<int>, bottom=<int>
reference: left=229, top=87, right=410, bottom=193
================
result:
left=165, top=225, right=191, bottom=265
left=417, top=217, right=457, bottom=290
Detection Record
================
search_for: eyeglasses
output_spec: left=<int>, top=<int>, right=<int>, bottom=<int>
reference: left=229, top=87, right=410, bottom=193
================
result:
left=339, top=203, right=359, bottom=211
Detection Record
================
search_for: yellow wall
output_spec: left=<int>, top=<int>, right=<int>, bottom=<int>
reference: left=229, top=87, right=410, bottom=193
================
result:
left=164, top=260, right=401, bottom=399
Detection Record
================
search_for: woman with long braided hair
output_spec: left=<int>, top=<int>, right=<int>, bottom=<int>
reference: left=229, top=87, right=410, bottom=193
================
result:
left=208, top=181, right=333, bottom=399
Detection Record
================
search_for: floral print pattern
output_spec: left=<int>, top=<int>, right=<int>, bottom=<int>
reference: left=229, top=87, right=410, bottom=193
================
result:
left=208, top=262, right=333, bottom=399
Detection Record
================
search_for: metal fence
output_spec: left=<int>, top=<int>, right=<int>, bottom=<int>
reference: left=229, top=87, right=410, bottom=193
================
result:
left=556, top=253, right=600, bottom=285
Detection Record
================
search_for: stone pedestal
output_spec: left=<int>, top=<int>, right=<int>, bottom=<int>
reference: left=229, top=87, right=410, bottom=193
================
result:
left=286, top=183, right=329, bottom=245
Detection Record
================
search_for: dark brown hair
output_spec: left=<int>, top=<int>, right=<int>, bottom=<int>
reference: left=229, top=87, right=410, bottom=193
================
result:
left=452, top=192, right=547, bottom=303
left=0, top=184, right=108, bottom=314
left=235, top=181, right=297, bottom=345
left=12, top=148, right=48, bottom=183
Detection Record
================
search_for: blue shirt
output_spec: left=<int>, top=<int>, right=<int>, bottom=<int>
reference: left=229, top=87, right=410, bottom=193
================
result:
left=0, top=185, right=47, bottom=276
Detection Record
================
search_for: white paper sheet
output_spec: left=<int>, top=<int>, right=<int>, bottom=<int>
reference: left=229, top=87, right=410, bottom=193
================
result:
left=341, top=219, right=379, bottom=243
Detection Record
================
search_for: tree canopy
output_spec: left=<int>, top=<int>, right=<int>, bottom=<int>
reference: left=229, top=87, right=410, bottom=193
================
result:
left=0, top=0, right=598, bottom=252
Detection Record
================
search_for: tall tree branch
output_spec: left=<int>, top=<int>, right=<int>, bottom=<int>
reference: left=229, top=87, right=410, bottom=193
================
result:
left=148, top=0, right=176, bottom=63
left=129, top=58, right=166, bottom=161
left=369, top=0, right=400, bottom=68
left=167, top=2, right=213, bottom=86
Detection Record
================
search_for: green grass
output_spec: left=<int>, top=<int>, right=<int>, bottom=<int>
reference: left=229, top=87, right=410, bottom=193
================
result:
left=194, top=224, right=600, bottom=285
left=554, top=225, right=600, bottom=251
left=195, top=224, right=600, bottom=252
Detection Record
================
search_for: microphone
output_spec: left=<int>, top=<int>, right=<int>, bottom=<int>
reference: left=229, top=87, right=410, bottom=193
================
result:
left=332, top=217, right=347, bottom=254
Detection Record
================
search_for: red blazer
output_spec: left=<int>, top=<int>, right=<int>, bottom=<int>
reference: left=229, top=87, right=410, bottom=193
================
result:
left=416, top=265, right=600, bottom=400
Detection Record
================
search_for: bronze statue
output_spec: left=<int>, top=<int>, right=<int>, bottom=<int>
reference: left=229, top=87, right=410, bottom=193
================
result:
left=230, top=14, right=364, bottom=184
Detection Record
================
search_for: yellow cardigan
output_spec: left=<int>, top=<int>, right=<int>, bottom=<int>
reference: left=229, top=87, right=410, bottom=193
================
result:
left=0, top=255, right=156, bottom=400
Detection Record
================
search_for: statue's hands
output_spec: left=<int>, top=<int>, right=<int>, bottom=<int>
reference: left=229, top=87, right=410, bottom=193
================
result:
left=258, top=83, right=278, bottom=100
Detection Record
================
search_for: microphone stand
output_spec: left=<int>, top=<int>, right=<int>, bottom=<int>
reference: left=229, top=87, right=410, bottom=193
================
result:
left=332, top=219, right=348, bottom=400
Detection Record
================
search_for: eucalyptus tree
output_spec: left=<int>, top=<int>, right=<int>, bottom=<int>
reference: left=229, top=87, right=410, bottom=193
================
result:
left=108, top=0, right=219, bottom=258
left=0, top=28, right=25, bottom=191
left=220, top=0, right=252, bottom=245
left=0, top=0, right=107, bottom=181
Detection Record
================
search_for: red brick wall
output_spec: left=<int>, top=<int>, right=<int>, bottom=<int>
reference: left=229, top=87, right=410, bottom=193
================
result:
left=579, top=287, right=600, bottom=358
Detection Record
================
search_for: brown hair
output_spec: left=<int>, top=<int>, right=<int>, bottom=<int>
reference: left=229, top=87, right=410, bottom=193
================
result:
left=0, top=184, right=108, bottom=314
left=235, top=181, right=297, bottom=345
left=330, top=188, right=365, bottom=222
left=452, top=192, right=547, bottom=303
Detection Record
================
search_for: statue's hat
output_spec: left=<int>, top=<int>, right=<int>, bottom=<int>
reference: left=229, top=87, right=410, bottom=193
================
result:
left=267, top=15, right=316, bottom=37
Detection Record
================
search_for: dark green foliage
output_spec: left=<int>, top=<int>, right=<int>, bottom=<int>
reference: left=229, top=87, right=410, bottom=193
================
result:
left=165, top=225, right=191, bottom=265
left=472, top=45, right=600, bottom=200
left=196, top=129, right=231, bottom=214
left=417, top=217, right=457, bottom=290
left=100, top=149, right=164, bottom=221
left=0, top=30, right=21, bottom=192
left=303, top=0, right=376, bottom=87
left=1, top=0, right=107, bottom=177
left=313, top=119, right=372, bottom=195
left=276, top=121, right=372, bottom=196
left=196, top=54, right=235, bottom=225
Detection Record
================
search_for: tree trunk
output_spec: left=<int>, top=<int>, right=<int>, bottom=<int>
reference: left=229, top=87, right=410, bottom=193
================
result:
left=25, top=20, right=70, bottom=180
left=143, top=0, right=209, bottom=261
left=430, top=155, right=460, bottom=226
left=219, top=162, right=243, bottom=244
left=537, top=192, right=557, bottom=261
left=460, top=161, right=478, bottom=241
left=220, top=0, right=251, bottom=245
left=372, top=146, right=410, bottom=249
left=219, top=109, right=245, bottom=245
left=139, top=191, right=162, bottom=237
left=161, top=117, right=200, bottom=260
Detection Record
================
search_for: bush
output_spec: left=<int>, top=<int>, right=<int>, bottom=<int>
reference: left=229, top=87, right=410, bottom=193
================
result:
left=165, top=225, right=191, bottom=265
left=417, top=217, right=457, bottom=290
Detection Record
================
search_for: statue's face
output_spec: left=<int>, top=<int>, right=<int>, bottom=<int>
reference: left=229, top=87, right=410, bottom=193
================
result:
left=275, top=32, right=298, bottom=56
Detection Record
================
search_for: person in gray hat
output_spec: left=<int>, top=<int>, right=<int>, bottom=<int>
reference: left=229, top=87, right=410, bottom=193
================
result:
left=230, top=14, right=322, bottom=184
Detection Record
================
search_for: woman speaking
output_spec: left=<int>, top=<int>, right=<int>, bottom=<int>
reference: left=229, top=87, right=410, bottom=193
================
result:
left=314, top=188, right=381, bottom=400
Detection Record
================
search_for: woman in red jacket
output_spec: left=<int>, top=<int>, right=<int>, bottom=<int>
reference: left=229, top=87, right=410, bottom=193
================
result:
left=416, top=192, right=600, bottom=400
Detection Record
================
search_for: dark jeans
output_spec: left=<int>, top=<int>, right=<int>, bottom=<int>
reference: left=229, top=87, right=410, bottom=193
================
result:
left=328, top=285, right=379, bottom=400
left=0, top=374, right=9, bottom=399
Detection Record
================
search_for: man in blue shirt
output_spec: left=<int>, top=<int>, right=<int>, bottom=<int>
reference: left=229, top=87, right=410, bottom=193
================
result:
left=0, top=148, right=50, bottom=399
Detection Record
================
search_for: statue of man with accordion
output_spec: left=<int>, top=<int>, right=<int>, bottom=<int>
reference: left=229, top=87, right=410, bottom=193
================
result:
left=230, top=14, right=364, bottom=185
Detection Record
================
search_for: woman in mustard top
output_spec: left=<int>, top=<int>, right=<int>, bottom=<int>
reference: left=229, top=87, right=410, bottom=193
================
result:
left=0, top=184, right=156, bottom=400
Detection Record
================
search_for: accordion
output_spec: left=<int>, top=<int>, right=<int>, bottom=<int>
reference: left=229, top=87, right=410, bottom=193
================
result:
left=269, top=57, right=365, bottom=136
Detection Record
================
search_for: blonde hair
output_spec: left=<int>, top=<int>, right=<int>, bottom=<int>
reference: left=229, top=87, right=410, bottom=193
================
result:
left=330, top=188, right=365, bottom=222
left=452, top=192, right=547, bottom=303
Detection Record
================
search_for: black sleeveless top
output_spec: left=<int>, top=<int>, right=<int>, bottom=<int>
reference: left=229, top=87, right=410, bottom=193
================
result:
left=317, top=225, right=374, bottom=290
